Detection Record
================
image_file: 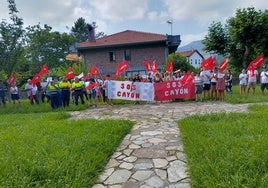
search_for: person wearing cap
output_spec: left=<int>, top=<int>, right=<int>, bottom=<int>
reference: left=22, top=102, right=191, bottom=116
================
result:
left=71, top=76, right=85, bottom=106
left=260, top=65, right=268, bottom=95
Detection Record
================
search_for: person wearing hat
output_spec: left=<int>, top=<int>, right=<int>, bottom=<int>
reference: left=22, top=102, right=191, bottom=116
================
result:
left=260, top=65, right=268, bottom=95
left=71, top=76, right=85, bottom=106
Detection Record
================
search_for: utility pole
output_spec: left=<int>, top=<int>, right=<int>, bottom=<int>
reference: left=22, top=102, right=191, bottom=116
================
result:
left=167, top=20, right=173, bottom=35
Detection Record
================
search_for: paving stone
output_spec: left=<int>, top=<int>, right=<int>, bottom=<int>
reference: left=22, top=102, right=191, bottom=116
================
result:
left=145, top=176, right=165, bottom=187
left=132, top=170, right=154, bottom=181
left=104, top=169, right=131, bottom=185
left=119, top=162, right=134, bottom=170
left=155, top=169, right=167, bottom=180
left=167, top=160, right=188, bottom=183
left=132, top=148, right=168, bottom=158
left=98, top=168, right=114, bottom=182
left=153, top=158, right=169, bottom=168
left=123, top=156, right=137, bottom=163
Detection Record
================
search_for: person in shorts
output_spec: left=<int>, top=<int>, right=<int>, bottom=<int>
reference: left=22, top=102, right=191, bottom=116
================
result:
left=260, top=65, right=268, bottom=95
left=10, top=82, right=21, bottom=107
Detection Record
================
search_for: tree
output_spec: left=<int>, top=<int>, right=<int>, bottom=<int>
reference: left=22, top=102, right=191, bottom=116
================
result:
left=203, top=22, right=228, bottom=56
left=70, top=17, right=89, bottom=42
left=165, top=53, right=195, bottom=73
left=25, top=24, right=76, bottom=75
left=203, top=7, right=267, bottom=71
left=0, top=0, right=25, bottom=76
left=70, top=17, right=105, bottom=42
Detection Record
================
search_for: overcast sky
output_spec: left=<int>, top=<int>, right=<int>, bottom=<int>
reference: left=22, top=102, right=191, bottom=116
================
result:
left=1, top=0, right=267, bottom=46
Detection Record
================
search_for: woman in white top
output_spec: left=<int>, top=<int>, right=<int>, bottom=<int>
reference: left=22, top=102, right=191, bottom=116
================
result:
left=239, top=69, right=248, bottom=94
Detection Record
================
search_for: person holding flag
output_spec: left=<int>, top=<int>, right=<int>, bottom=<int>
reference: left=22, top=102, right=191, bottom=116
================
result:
left=25, top=79, right=39, bottom=105
left=247, top=66, right=258, bottom=95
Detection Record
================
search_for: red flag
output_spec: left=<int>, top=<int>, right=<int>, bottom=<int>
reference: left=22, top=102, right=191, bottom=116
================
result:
left=219, top=57, right=229, bottom=72
left=86, top=82, right=99, bottom=90
left=38, top=64, right=49, bottom=76
left=115, top=60, right=129, bottom=80
left=65, top=67, right=75, bottom=80
left=151, top=60, right=158, bottom=73
left=89, top=65, right=99, bottom=75
left=165, top=60, right=173, bottom=72
left=7, top=72, right=15, bottom=85
left=247, top=54, right=265, bottom=70
left=180, top=71, right=194, bottom=86
left=31, top=74, right=41, bottom=86
left=200, top=56, right=216, bottom=70
left=144, top=60, right=151, bottom=71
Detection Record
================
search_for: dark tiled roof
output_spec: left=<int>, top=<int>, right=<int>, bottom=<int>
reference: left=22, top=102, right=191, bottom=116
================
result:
left=78, top=30, right=166, bottom=49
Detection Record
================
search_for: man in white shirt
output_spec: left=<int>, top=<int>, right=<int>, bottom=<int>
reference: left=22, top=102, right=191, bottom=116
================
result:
left=260, top=65, right=268, bottom=95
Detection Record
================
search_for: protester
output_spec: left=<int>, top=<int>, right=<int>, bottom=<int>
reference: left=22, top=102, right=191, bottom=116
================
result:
left=200, top=68, right=211, bottom=100
left=9, top=82, right=21, bottom=107
left=25, top=79, right=39, bottom=105
left=153, top=72, right=163, bottom=83
left=260, top=65, right=268, bottom=95
left=103, top=74, right=113, bottom=105
left=59, top=77, right=71, bottom=107
left=47, top=78, right=60, bottom=109
left=0, top=80, right=7, bottom=107
left=194, top=72, right=204, bottom=102
left=247, top=68, right=258, bottom=94
left=225, top=70, right=233, bottom=93
left=210, top=67, right=218, bottom=100
left=239, top=69, right=248, bottom=95
left=71, top=76, right=85, bottom=106
left=216, top=70, right=226, bottom=102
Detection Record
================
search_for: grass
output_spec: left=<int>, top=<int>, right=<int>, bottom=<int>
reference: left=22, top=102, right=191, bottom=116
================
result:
left=0, top=112, right=134, bottom=187
left=222, top=84, right=268, bottom=104
left=179, top=104, right=268, bottom=188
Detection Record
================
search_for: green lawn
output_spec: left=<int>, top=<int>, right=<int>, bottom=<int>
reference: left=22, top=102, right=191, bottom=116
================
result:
left=179, top=104, right=268, bottom=188
left=0, top=112, right=134, bottom=187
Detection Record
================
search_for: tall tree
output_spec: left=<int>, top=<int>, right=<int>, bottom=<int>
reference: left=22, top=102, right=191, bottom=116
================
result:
left=25, top=24, right=76, bottom=75
left=70, top=17, right=88, bottom=42
left=203, top=7, right=267, bottom=70
left=70, top=17, right=105, bottom=42
left=0, top=0, right=25, bottom=75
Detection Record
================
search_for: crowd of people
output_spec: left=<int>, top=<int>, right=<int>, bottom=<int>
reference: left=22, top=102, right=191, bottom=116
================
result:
left=0, top=65, right=268, bottom=108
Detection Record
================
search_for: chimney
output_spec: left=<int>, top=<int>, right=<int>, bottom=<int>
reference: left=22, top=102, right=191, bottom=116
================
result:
left=87, top=22, right=96, bottom=42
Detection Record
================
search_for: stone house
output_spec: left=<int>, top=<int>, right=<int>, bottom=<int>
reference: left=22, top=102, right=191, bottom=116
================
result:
left=77, top=30, right=180, bottom=77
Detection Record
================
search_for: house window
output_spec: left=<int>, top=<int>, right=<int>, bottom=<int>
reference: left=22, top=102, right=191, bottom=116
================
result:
left=124, top=49, right=131, bottom=61
left=195, top=59, right=197, bottom=64
left=109, top=51, right=116, bottom=62
left=190, top=59, right=193, bottom=64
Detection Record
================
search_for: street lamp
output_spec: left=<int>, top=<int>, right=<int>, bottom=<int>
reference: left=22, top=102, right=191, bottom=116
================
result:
left=167, top=20, right=173, bottom=35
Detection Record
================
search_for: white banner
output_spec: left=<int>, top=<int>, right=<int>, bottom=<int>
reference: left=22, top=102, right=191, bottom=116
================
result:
left=108, top=80, right=154, bottom=101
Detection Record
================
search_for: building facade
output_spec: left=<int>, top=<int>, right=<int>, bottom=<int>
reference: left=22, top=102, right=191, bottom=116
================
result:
left=179, top=50, right=204, bottom=69
left=77, top=30, right=180, bottom=77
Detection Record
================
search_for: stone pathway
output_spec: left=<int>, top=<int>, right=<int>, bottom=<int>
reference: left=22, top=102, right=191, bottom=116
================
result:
left=70, top=101, right=250, bottom=188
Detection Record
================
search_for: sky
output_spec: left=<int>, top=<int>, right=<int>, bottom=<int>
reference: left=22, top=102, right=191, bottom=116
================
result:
left=0, top=0, right=267, bottom=46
